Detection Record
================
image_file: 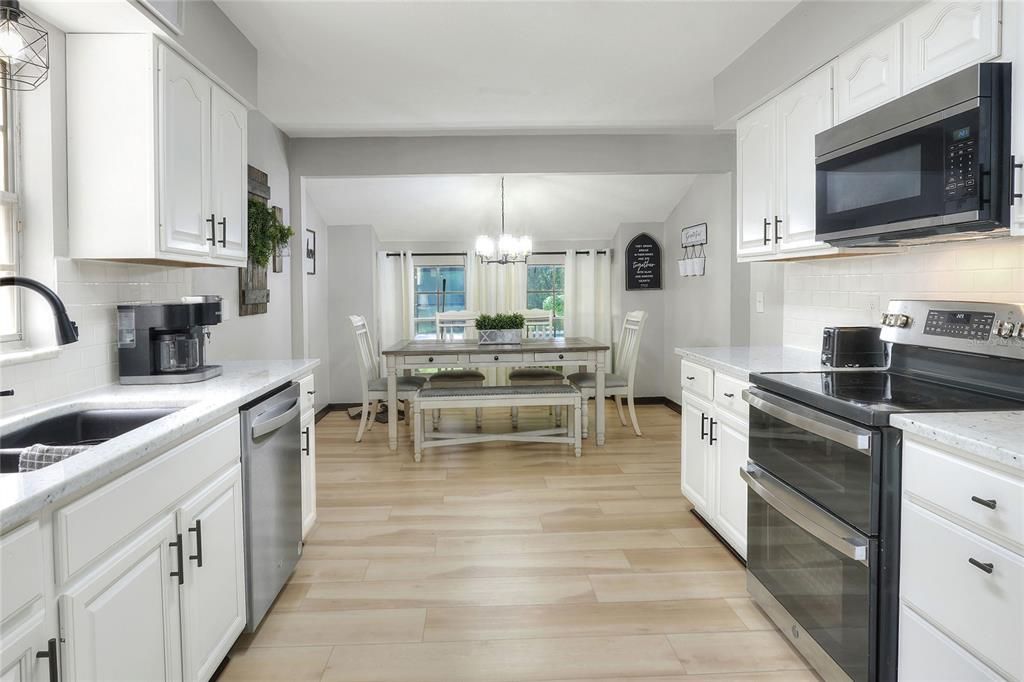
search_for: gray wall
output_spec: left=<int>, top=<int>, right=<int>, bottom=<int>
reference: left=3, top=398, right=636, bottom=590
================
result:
left=305, top=203, right=332, bottom=412
left=612, top=222, right=666, bottom=399
left=713, top=0, right=925, bottom=126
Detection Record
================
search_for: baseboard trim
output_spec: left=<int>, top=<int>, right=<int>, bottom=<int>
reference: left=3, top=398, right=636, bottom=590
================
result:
left=690, top=509, right=746, bottom=567
left=314, top=405, right=334, bottom=423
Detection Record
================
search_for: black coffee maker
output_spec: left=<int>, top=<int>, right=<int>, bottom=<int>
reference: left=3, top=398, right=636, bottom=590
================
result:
left=116, top=296, right=223, bottom=384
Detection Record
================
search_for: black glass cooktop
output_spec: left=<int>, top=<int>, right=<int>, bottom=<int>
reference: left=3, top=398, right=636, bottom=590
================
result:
left=751, top=370, right=1024, bottom=426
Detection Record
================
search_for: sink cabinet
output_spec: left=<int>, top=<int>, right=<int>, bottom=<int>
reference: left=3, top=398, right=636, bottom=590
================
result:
left=300, top=374, right=318, bottom=539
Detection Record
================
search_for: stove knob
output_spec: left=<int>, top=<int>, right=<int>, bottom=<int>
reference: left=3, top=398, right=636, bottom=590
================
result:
left=896, top=314, right=911, bottom=328
left=880, top=313, right=891, bottom=326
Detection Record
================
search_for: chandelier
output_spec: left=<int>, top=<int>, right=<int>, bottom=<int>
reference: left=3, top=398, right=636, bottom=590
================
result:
left=475, top=177, right=532, bottom=265
left=0, top=0, right=49, bottom=91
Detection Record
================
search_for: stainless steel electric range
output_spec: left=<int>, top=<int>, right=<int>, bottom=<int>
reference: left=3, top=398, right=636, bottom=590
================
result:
left=742, top=300, right=1024, bottom=682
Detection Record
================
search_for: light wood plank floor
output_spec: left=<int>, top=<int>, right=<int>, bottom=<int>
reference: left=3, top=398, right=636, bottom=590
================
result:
left=223, top=404, right=816, bottom=682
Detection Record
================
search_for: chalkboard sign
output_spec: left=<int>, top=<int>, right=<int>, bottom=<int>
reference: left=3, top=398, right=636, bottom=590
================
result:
left=625, top=233, right=662, bottom=290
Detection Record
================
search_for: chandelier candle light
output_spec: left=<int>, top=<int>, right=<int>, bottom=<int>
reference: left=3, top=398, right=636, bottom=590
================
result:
left=475, top=177, right=532, bottom=265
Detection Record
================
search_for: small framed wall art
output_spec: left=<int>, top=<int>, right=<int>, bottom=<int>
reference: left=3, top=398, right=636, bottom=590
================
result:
left=305, top=229, right=317, bottom=276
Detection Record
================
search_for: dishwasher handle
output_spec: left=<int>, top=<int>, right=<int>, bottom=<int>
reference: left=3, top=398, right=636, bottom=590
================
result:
left=251, top=400, right=300, bottom=439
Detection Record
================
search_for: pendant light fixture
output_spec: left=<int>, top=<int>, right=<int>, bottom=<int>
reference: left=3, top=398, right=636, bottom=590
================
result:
left=0, top=0, right=48, bottom=91
left=475, top=176, right=532, bottom=265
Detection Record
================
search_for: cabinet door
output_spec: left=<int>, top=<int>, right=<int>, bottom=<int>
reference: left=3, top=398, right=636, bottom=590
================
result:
left=158, top=44, right=212, bottom=257
left=0, top=609, right=51, bottom=682
left=1013, top=0, right=1024, bottom=236
left=835, top=25, right=902, bottom=123
left=681, top=396, right=711, bottom=514
left=903, top=0, right=1001, bottom=92
left=776, top=66, right=833, bottom=253
left=210, top=87, right=248, bottom=262
left=736, top=102, right=776, bottom=258
left=712, top=413, right=748, bottom=558
left=300, top=412, right=317, bottom=539
left=178, top=465, right=246, bottom=682
left=60, top=514, right=183, bottom=682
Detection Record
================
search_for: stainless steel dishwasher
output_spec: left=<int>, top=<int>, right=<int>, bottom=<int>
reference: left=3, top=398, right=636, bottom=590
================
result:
left=239, top=382, right=302, bottom=631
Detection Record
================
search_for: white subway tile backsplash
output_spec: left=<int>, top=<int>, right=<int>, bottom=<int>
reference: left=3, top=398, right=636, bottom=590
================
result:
left=783, top=239, right=1024, bottom=350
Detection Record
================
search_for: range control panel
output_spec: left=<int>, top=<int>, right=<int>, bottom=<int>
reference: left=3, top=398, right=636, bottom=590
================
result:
left=924, top=310, right=996, bottom=340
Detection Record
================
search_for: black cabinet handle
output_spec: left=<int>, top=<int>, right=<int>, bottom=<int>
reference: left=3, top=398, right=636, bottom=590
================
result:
left=36, top=637, right=58, bottom=682
left=205, top=214, right=216, bottom=243
left=428, top=357, right=434, bottom=362
left=302, top=426, right=310, bottom=456
left=685, top=375, right=695, bottom=381
left=1010, top=154, right=1022, bottom=205
left=709, top=418, right=718, bottom=445
left=494, top=355, right=499, bottom=361
left=723, top=392, right=735, bottom=398
left=307, top=390, right=316, bottom=396
left=188, top=519, right=204, bottom=567
left=169, top=533, right=184, bottom=585
left=762, top=218, right=770, bottom=245
left=217, top=217, right=227, bottom=247
left=700, top=413, right=708, bottom=441
left=558, top=354, right=564, bottom=360
left=971, top=495, right=997, bottom=510
left=968, top=557, right=994, bottom=574
left=774, top=216, right=782, bottom=242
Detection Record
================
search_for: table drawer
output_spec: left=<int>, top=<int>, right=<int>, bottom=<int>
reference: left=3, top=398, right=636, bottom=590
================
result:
left=901, top=501, right=1023, bottom=680
left=903, top=437, right=1024, bottom=552
left=0, top=521, right=44, bottom=622
left=535, top=351, right=587, bottom=363
left=405, top=355, right=456, bottom=365
left=299, top=374, right=315, bottom=414
left=681, top=360, right=714, bottom=401
left=899, top=604, right=1003, bottom=682
left=469, top=352, right=524, bottom=363
left=714, top=374, right=749, bottom=419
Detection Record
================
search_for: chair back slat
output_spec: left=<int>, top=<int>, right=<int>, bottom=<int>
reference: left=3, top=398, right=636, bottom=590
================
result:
left=436, top=311, right=479, bottom=341
left=614, top=310, right=648, bottom=384
left=349, top=315, right=379, bottom=383
left=519, top=309, right=554, bottom=338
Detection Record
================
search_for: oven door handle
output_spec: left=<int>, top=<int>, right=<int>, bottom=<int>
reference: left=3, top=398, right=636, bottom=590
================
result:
left=742, top=388, right=875, bottom=455
left=741, top=463, right=870, bottom=566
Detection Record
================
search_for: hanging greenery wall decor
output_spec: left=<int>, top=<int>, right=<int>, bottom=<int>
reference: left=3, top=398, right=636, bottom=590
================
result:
left=247, top=197, right=294, bottom=268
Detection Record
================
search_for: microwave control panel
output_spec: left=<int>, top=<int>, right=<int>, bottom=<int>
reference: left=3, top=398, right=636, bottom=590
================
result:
left=945, top=125, right=977, bottom=200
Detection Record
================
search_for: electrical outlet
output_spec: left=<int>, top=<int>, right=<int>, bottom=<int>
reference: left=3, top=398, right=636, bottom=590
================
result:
left=755, top=291, right=765, bottom=314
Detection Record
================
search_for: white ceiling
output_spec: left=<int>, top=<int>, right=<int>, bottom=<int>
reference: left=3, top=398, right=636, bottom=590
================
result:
left=216, top=0, right=798, bottom=137
left=305, top=174, right=696, bottom=242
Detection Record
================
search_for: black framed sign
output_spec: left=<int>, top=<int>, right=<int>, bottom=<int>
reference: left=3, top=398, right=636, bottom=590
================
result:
left=625, top=232, right=662, bottom=290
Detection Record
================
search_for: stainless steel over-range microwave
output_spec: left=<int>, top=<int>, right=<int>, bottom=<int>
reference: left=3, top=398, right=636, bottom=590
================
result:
left=815, top=62, right=1013, bottom=246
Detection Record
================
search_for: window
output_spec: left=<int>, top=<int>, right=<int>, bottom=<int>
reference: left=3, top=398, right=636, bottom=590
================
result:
left=527, top=263, right=565, bottom=337
left=0, top=83, right=19, bottom=344
left=414, top=263, right=466, bottom=338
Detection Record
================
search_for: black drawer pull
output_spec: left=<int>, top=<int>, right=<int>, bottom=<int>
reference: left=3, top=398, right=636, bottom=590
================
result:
left=558, top=354, right=564, bottom=359
left=36, top=637, right=58, bottom=682
left=968, top=557, right=994, bottom=574
left=169, top=533, right=184, bottom=584
left=494, top=355, right=499, bottom=361
left=302, top=426, right=310, bottom=455
left=428, top=357, right=434, bottom=362
left=188, top=519, right=203, bottom=567
left=685, top=375, right=695, bottom=381
left=971, top=495, right=997, bottom=510
left=723, top=392, right=735, bottom=398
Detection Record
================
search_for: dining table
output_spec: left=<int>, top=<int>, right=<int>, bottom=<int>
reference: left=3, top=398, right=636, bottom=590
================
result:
left=381, top=336, right=611, bottom=451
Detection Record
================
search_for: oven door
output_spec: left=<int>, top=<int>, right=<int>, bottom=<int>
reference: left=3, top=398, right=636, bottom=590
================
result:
left=743, top=462, right=876, bottom=682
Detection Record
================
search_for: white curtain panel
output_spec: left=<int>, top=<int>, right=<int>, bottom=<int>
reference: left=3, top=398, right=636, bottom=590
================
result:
left=376, top=251, right=414, bottom=363
left=565, top=249, right=613, bottom=363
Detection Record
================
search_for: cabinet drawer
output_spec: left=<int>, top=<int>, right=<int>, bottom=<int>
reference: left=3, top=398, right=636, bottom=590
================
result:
left=535, top=351, right=587, bottom=362
left=469, top=353, right=524, bottom=363
left=903, top=437, right=1024, bottom=552
left=714, top=374, right=749, bottom=419
left=899, top=604, right=1003, bottom=682
left=901, top=501, right=1024, bottom=680
left=0, top=521, right=44, bottom=622
left=55, top=415, right=241, bottom=583
left=299, top=374, right=315, bottom=414
left=681, top=360, right=714, bottom=401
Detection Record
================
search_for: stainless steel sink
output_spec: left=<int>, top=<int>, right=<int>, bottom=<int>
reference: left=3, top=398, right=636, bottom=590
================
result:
left=0, top=407, right=180, bottom=473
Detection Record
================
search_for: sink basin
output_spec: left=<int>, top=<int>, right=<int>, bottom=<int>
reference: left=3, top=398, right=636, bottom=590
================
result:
left=0, top=407, right=180, bottom=473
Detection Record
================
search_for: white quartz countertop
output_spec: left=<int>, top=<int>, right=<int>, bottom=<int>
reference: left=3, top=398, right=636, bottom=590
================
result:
left=673, top=345, right=829, bottom=380
left=0, top=359, right=319, bottom=532
left=891, top=412, right=1024, bottom=472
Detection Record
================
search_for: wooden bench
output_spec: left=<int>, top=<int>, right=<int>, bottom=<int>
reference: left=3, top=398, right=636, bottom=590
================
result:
left=413, top=385, right=582, bottom=462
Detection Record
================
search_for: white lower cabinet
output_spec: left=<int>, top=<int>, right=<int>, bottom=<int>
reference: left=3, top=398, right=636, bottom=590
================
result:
left=679, top=359, right=749, bottom=558
left=60, top=514, right=184, bottom=682
left=0, top=608, right=51, bottom=682
left=300, top=410, right=317, bottom=539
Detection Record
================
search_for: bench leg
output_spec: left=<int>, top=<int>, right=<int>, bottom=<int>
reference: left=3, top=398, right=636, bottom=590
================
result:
left=414, top=404, right=423, bottom=462
left=476, top=407, right=483, bottom=429
left=574, top=401, right=582, bottom=457
left=432, top=409, right=440, bottom=431
left=511, top=406, right=519, bottom=429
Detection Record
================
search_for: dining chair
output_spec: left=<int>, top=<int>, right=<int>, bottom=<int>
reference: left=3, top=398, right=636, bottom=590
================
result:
left=567, top=310, right=648, bottom=437
left=430, top=311, right=485, bottom=429
left=349, top=315, right=426, bottom=442
left=508, top=309, right=565, bottom=428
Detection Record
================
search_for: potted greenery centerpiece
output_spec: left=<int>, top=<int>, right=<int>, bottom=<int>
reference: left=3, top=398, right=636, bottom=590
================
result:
left=248, top=198, right=294, bottom=273
left=476, top=313, right=525, bottom=345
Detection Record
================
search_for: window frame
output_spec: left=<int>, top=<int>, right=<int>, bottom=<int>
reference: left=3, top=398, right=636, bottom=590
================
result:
left=526, top=256, right=566, bottom=337
left=0, top=82, right=21, bottom=346
left=412, top=256, right=467, bottom=340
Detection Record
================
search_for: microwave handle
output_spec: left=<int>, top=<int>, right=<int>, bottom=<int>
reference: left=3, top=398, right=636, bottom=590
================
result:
left=1011, top=155, right=1022, bottom=205
left=741, top=463, right=869, bottom=565
left=743, top=388, right=875, bottom=455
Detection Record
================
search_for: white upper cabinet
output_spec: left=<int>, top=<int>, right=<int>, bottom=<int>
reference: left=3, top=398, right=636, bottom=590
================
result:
left=1011, top=0, right=1024, bottom=236
left=835, top=25, right=903, bottom=123
left=903, top=0, right=1001, bottom=91
left=735, top=102, right=776, bottom=258
left=775, top=65, right=833, bottom=252
left=68, top=35, right=248, bottom=266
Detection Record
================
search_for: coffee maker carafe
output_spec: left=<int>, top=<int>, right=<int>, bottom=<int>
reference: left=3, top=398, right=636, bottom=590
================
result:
left=117, top=297, right=223, bottom=384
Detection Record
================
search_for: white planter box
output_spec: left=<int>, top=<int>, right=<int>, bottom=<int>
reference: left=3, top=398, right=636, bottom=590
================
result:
left=478, top=329, right=522, bottom=345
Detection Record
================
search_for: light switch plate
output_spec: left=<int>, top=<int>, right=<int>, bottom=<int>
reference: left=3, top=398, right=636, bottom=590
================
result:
left=755, top=291, right=765, bottom=313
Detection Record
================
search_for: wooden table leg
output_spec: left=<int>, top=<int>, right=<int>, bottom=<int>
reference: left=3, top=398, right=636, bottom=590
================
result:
left=387, top=356, right=399, bottom=451
left=595, top=349, right=606, bottom=446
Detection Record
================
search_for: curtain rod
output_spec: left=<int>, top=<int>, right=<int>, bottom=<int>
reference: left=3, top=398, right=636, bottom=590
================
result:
left=385, top=250, right=608, bottom=257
